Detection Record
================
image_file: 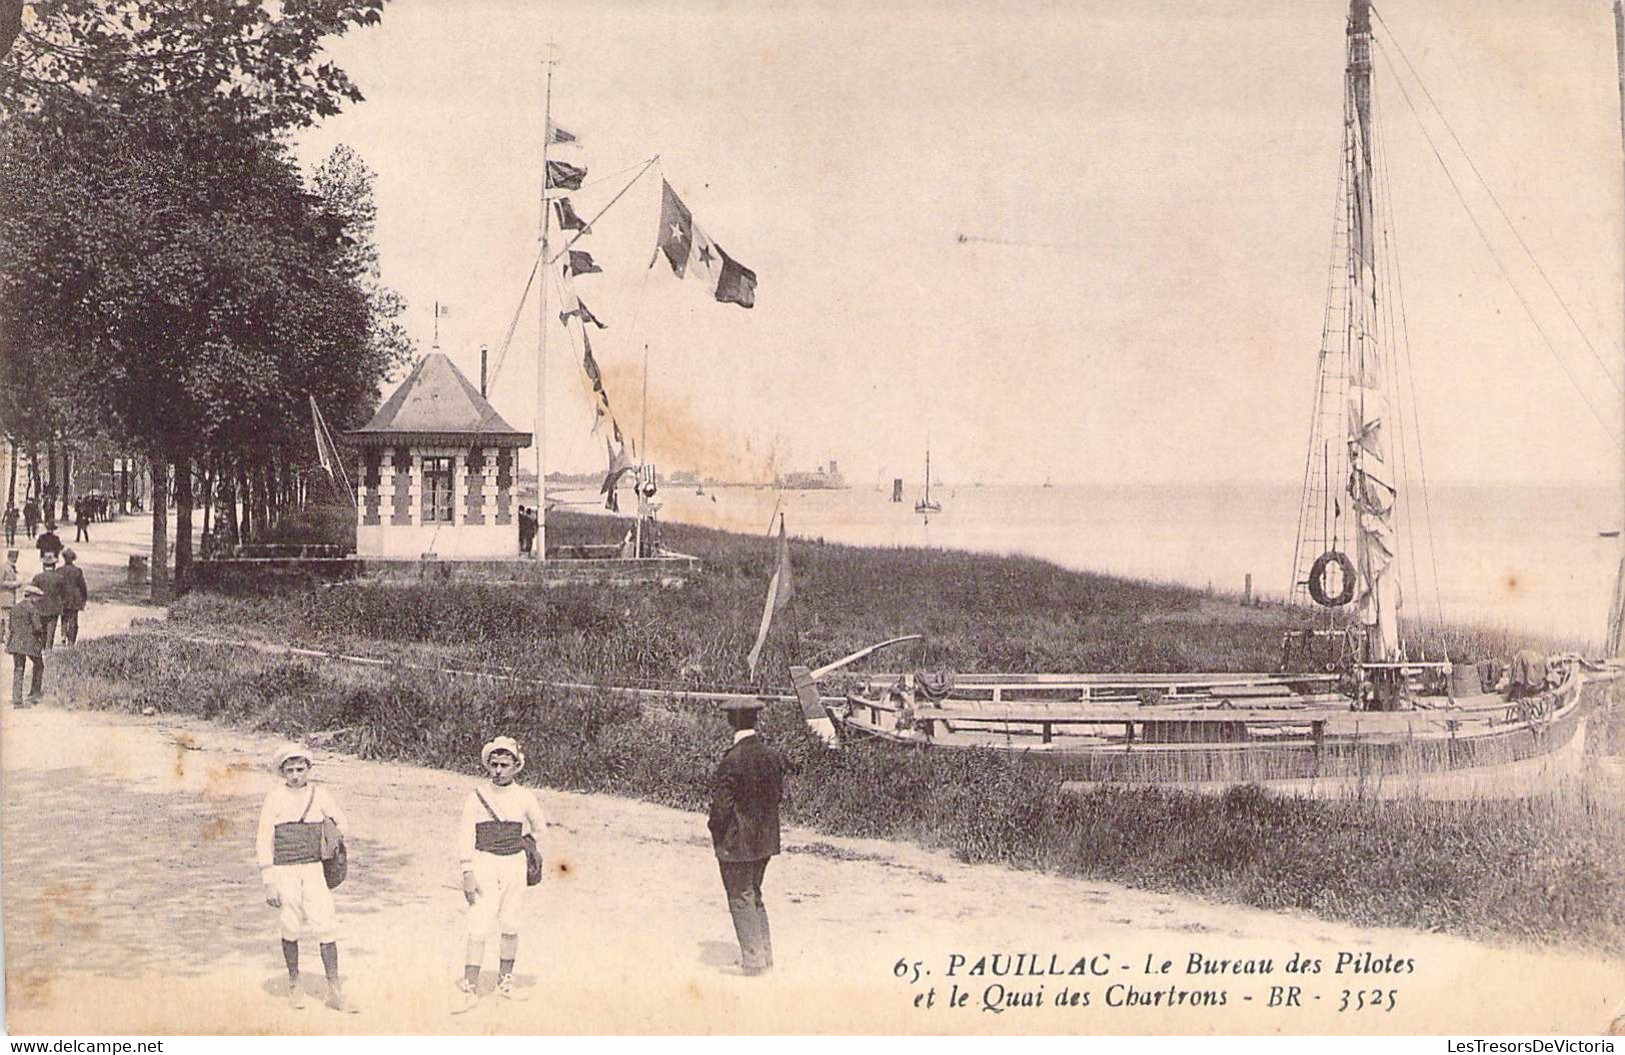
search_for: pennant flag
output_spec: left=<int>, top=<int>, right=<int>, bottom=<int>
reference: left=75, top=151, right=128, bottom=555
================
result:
left=434, top=303, right=451, bottom=317
left=654, top=180, right=757, bottom=309
left=546, top=159, right=587, bottom=190
left=547, top=120, right=578, bottom=145
left=309, top=396, right=355, bottom=507
left=560, top=296, right=607, bottom=329
left=566, top=249, right=602, bottom=276
left=601, top=437, right=636, bottom=512
left=746, top=517, right=795, bottom=675
left=555, top=198, right=591, bottom=234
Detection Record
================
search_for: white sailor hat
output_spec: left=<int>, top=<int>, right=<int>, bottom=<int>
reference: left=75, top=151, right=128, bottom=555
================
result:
left=271, top=744, right=314, bottom=772
left=481, top=736, right=525, bottom=770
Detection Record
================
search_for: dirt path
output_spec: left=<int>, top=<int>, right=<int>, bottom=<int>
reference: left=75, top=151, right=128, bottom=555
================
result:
left=3, top=519, right=1623, bottom=1035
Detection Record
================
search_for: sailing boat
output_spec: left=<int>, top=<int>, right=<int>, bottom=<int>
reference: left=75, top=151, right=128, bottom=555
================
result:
left=789, top=0, right=1621, bottom=792
left=914, top=443, right=941, bottom=516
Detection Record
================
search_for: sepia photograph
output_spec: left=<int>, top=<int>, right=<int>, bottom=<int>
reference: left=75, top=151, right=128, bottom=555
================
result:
left=1, top=0, right=1624, bottom=1039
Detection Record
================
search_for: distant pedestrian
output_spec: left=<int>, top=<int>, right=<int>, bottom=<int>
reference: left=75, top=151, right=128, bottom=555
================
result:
left=31, top=552, right=65, bottom=649
left=453, top=736, right=545, bottom=1013
left=1, top=549, right=18, bottom=636
left=2, top=505, right=17, bottom=547
left=74, top=501, right=91, bottom=543
left=7, top=583, right=45, bottom=706
left=257, top=745, right=357, bottom=1014
left=708, top=699, right=787, bottom=976
left=35, top=521, right=62, bottom=562
left=22, top=498, right=38, bottom=540
left=58, top=549, right=87, bottom=646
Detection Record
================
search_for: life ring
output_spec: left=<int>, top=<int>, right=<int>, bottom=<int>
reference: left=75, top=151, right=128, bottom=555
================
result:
left=1308, top=550, right=1356, bottom=608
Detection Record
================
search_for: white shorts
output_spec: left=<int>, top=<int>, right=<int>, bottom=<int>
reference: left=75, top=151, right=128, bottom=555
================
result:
left=467, top=850, right=528, bottom=938
left=270, top=862, right=337, bottom=943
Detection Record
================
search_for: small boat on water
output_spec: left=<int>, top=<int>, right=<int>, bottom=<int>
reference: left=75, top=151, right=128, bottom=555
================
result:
left=787, top=0, right=1625, bottom=794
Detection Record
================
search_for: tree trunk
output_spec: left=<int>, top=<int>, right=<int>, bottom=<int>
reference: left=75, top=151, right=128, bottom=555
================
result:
left=44, top=438, right=57, bottom=521
left=119, top=455, right=128, bottom=514
left=150, top=461, right=170, bottom=603
left=6, top=439, right=15, bottom=507
left=61, top=447, right=71, bottom=522
left=173, top=456, right=193, bottom=593
left=201, top=460, right=213, bottom=540
left=26, top=440, right=39, bottom=500
left=253, top=462, right=271, bottom=538
left=235, top=462, right=251, bottom=543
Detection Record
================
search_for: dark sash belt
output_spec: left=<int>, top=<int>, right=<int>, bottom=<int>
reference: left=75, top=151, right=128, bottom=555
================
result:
left=273, top=821, right=324, bottom=865
left=474, top=820, right=525, bottom=855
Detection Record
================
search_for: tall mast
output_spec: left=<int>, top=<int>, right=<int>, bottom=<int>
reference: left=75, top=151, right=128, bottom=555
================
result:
left=1344, top=0, right=1401, bottom=662
left=1609, top=2, right=1625, bottom=654
left=537, top=51, right=554, bottom=559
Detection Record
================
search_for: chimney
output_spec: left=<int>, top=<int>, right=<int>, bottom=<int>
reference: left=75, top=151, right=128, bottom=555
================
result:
left=480, top=344, right=488, bottom=397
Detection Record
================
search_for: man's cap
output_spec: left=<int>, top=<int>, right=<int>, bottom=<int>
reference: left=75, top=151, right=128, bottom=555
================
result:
left=5, top=550, right=16, bottom=559
left=62, top=548, right=76, bottom=561
left=41, top=553, right=57, bottom=565
left=20, top=584, right=42, bottom=596
left=719, top=698, right=771, bottom=713
left=481, top=736, right=526, bottom=770
left=271, top=744, right=314, bottom=772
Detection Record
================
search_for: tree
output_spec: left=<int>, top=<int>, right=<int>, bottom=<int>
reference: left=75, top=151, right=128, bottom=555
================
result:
left=0, top=0, right=399, bottom=598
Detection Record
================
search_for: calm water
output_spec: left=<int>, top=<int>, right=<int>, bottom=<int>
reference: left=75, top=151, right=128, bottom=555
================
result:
left=565, top=481, right=1622, bottom=644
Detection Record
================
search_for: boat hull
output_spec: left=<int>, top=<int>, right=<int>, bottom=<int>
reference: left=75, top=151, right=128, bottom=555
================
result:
left=825, top=669, right=1617, bottom=792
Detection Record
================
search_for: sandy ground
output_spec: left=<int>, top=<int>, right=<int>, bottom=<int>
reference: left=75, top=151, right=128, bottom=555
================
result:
left=3, top=517, right=1624, bottom=1036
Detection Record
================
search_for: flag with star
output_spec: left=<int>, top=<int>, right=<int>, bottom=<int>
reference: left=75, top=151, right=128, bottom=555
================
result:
left=654, top=180, right=757, bottom=309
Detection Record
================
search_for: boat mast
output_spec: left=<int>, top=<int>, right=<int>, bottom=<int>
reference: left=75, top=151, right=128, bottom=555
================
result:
left=1344, top=0, right=1401, bottom=663
left=1610, top=2, right=1625, bottom=655
left=537, top=51, right=555, bottom=559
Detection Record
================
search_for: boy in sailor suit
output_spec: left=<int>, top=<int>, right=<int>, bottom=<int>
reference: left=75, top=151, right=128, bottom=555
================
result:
left=452, top=736, right=546, bottom=1014
left=256, top=745, right=356, bottom=1013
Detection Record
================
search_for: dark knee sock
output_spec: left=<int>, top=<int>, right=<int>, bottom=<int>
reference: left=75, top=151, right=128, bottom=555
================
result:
left=499, top=958, right=515, bottom=978
left=282, top=939, right=299, bottom=980
left=320, top=942, right=339, bottom=983
left=464, top=964, right=481, bottom=986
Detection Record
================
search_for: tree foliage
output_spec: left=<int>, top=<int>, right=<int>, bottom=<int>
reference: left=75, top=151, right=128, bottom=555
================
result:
left=0, top=0, right=406, bottom=595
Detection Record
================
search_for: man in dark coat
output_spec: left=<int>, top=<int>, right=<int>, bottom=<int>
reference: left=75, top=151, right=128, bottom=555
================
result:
left=7, top=583, right=46, bottom=705
left=707, top=699, right=787, bottom=975
left=58, top=548, right=87, bottom=645
left=35, top=521, right=62, bottom=562
left=22, top=498, right=38, bottom=540
left=31, top=552, right=66, bottom=649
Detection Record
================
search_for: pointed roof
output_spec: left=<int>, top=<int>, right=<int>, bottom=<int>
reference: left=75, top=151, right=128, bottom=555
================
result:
left=347, top=353, right=531, bottom=447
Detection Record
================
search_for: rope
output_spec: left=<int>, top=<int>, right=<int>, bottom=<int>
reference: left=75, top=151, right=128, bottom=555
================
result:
left=1372, top=78, right=1450, bottom=638
left=1374, top=38, right=1623, bottom=449
left=486, top=249, right=544, bottom=389
left=1372, top=5, right=1625, bottom=388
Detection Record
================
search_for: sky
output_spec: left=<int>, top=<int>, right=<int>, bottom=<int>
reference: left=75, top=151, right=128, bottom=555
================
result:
left=295, top=0, right=1625, bottom=489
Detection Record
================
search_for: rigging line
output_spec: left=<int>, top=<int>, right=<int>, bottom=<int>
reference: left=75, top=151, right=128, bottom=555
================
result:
left=545, top=155, right=660, bottom=269
left=1294, top=140, right=1352, bottom=601
left=1375, top=41, right=1625, bottom=450
left=486, top=246, right=546, bottom=388
left=1372, top=11, right=1625, bottom=387
left=1370, top=80, right=1425, bottom=647
left=577, top=158, right=654, bottom=193
left=1373, top=79, right=1450, bottom=637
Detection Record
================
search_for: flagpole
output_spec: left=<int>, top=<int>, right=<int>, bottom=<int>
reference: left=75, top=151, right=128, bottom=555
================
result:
left=781, top=512, right=804, bottom=669
left=537, top=49, right=555, bottom=559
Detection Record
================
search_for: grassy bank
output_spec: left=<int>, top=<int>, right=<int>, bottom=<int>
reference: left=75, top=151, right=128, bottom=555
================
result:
left=162, top=512, right=1570, bottom=688
left=52, top=634, right=1625, bottom=951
